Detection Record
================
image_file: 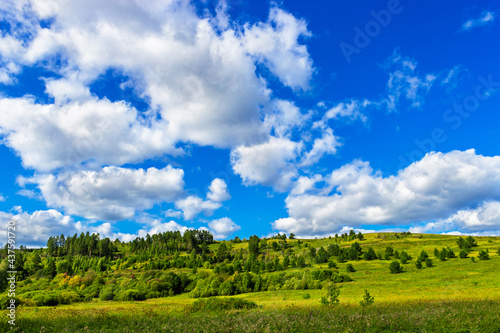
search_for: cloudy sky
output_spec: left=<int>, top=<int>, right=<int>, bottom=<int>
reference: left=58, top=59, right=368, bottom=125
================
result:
left=1, top=0, right=500, bottom=246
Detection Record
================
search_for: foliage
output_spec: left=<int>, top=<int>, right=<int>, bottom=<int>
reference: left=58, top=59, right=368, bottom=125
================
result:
left=360, top=289, right=375, bottom=306
left=478, top=249, right=490, bottom=260
left=320, top=283, right=340, bottom=307
left=389, top=261, right=403, bottom=274
left=346, top=263, right=356, bottom=272
left=187, top=297, right=257, bottom=312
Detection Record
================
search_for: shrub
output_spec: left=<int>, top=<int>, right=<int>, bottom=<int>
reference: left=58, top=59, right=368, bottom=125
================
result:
left=346, top=263, right=356, bottom=272
left=415, top=259, right=423, bottom=269
left=418, top=250, right=429, bottom=261
left=115, top=289, right=147, bottom=301
left=459, top=250, right=469, bottom=259
left=320, top=283, right=340, bottom=307
left=400, top=251, right=411, bottom=264
left=99, top=285, right=115, bottom=301
left=478, top=250, right=490, bottom=260
left=187, top=298, right=257, bottom=312
left=302, top=293, right=311, bottom=299
left=389, top=261, right=403, bottom=274
left=360, top=289, right=374, bottom=307
left=328, top=260, right=338, bottom=269
left=425, top=258, right=433, bottom=267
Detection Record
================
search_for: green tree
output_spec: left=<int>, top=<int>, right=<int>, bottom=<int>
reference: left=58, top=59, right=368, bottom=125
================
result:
left=289, top=233, right=295, bottom=240
left=459, top=250, right=469, bottom=259
left=320, top=283, right=340, bottom=307
left=425, top=258, right=433, bottom=267
left=389, top=261, right=403, bottom=274
left=360, top=289, right=374, bottom=306
left=316, top=246, right=328, bottom=263
left=478, top=249, right=489, bottom=260
left=248, top=236, right=260, bottom=255
left=346, top=263, right=356, bottom=272
left=415, top=259, right=423, bottom=269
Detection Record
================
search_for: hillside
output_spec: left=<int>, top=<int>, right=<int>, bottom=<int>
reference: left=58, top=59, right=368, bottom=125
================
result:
left=1, top=232, right=500, bottom=332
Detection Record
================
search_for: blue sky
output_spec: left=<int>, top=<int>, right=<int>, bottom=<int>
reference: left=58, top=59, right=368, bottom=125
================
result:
left=1, top=0, right=500, bottom=247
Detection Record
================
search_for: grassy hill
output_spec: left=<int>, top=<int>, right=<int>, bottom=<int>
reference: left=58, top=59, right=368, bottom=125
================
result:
left=1, top=232, right=499, bottom=332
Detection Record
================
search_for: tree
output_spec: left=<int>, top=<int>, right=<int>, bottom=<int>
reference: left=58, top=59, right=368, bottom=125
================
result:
left=363, top=247, right=377, bottom=261
left=385, top=246, right=394, bottom=257
left=478, top=249, right=489, bottom=260
left=360, top=289, right=374, bottom=307
left=418, top=250, right=429, bottom=261
left=316, top=246, right=328, bottom=263
left=283, top=255, right=290, bottom=268
left=439, top=248, right=448, bottom=261
left=248, top=236, right=260, bottom=255
left=415, top=259, right=423, bottom=269
left=425, top=258, right=433, bottom=267
left=389, top=261, right=403, bottom=274
left=357, top=232, right=365, bottom=241
left=346, top=263, right=356, bottom=272
left=217, top=242, right=228, bottom=262
left=328, top=260, right=337, bottom=269
left=459, top=250, right=469, bottom=259
left=320, top=283, right=340, bottom=307
left=289, top=233, right=295, bottom=240
left=400, top=251, right=411, bottom=264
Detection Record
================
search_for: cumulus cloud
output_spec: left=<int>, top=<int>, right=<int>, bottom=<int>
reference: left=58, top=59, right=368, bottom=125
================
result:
left=174, top=196, right=222, bottom=220
left=273, top=149, right=500, bottom=237
left=208, top=217, right=241, bottom=239
left=231, top=137, right=303, bottom=192
left=0, top=0, right=314, bottom=173
left=462, top=11, right=495, bottom=31
left=0, top=96, right=179, bottom=171
left=173, top=178, right=231, bottom=220
left=243, top=7, right=314, bottom=90
left=25, top=165, right=184, bottom=221
left=0, top=194, right=5, bottom=201
left=207, top=178, right=231, bottom=202
left=0, top=208, right=82, bottom=247
left=410, top=201, right=500, bottom=235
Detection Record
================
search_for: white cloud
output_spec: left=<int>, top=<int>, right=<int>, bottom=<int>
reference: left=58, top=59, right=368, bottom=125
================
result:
left=208, top=217, right=241, bottom=239
left=273, top=149, right=500, bottom=237
left=207, top=178, right=231, bottom=202
left=243, top=7, right=314, bottom=90
left=174, top=196, right=222, bottom=220
left=462, top=11, right=495, bottom=31
left=324, top=99, right=371, bottom=123
left=0, top=194, right=5, bottom=201
left=410, top=201, right=500, bottom=235
left=262, top=100, right=309, bottom=138
left=0, top=1, right=315, bottom=173
left=231, top=136, right=303, bottom=192
left=27, top=165, right=184, bottom=221
left=0, top=208, right=83, bottom=247
left=300, top=128, right=341, bottom=167
left=0, top=96, right=180, bottom=171
left=383, top=51, right=436, bottom=111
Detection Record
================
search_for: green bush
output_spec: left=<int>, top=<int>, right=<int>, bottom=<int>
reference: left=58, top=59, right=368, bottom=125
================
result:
left=320, top=283, right=340, bottom=307
left=0, top=295, right=22, bottom=310
left=346, top=263, right=356, bottom=272
left=459, top=250, right=469, bottom=259
left=478, top=250, right=490, bottom=260
left=187, top=297, right=258, bottom=312
left=99, top=285, right=115, bottom=301
left=116, top=289, right=147, bottom=301
left=360, top=289, right=374, bottom=307
left=425, top=258, right=433, bottom=267
left=389, top=261, right=403, bottom=274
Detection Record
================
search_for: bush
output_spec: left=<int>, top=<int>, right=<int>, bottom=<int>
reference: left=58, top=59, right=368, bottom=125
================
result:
left=459, top=250, right=469, bottom=259
left=346, top=263, right=356, bottom=272
left=400, top=251, right=411, bottom=264
left=302, top=293, right=311, bottom=299
left=115, top=289, right=147, bottom=301
left=187, top=298, right=257, bottom=312
left=328, top=260, right=338, bottom=269
left=0, top=295, right=22, bottom=310
left=478, top=250, right=490, bottom=260
left=99, top=285, right=115, bottom=301
left=389, top=261, right=403, bottom=274
left=425, top=258, right=433, bottom=267
left=415, top=259, right=423, bottom=269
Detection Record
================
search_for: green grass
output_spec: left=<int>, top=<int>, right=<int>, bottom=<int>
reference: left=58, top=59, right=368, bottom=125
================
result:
left=2, top=299, right=499, bottom=332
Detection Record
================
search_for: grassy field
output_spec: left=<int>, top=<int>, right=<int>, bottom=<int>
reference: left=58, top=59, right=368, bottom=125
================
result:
left=2, top=233, right=499, bottom=332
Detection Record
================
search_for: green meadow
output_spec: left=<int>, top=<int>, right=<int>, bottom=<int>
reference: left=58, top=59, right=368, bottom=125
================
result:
left=1, top=232, right=499, bottom=332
